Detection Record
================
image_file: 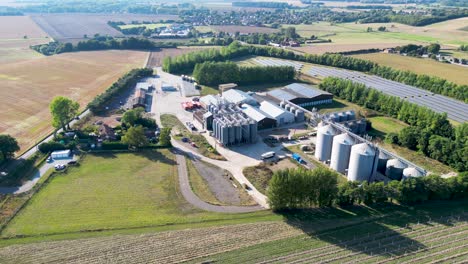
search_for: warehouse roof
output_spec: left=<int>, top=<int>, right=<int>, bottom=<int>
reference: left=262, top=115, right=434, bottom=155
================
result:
left=259, top=101, right=294, bottom=119
left=241, top=104, right=274, bottom=122
left=267, top=83, right=331, bottom=101
left=136, top=82, right=152, bottom=90
left=200, top=94, right=224, bottom=107
left=222, top=89, right=257, bottom=105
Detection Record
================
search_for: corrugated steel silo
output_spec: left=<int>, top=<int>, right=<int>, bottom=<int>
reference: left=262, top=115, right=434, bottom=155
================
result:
left=347, top=143, right=376, bottom=182
left=295, top=109, right=305, bottom=122
left=235, top=124, right=241, bottom=143
left=289, top=106, right=296, bottom=113
left=280, top=101, right=286, bottom=109
left=285, top=104, right=291, bottom=111
left=377, top=151, right=389, bottom=174
left=314, top=124, right=336, bottom=162
left=357, top=119, right=367, bottom=134
left=228, top=125, right=235, bottom=144
left=222, top=124, right=229, bottom=145
left=402, top=167, right=423, bottom=179
left=338, top=112, right=347, bottom=122
left=249, top=121, right=258, bottom=143
left=330, top=133, right=354, bottom=173
left=345, top=110, right=356, bottom=121
left=242, top=122, right=250, bottom=142
left=385, top=159, right=406, bottom=181
left=329, top=113, right=339, bottom=122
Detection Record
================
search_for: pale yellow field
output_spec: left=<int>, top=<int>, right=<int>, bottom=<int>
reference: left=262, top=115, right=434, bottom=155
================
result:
left=352, top=53, right=468, bottom=85
left=0, top=16, right=50, bottom=63
left=0, top=50, right=148, bottom=152
left=426, top=17, right=468, bottom=31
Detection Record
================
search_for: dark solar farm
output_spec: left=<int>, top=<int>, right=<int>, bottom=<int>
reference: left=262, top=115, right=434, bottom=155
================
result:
left=307, top=66, right=468, bottom=123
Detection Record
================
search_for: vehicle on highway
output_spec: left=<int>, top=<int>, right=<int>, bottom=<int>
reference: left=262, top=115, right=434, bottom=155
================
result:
left=54, top=164, right=66, bottom=171
left=261, top=151, right=276, bottom=159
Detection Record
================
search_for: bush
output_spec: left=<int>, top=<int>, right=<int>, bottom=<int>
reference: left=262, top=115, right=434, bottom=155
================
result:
left=101, top=142, right=129, bottom=150
left=38, top=142, right=66, bottom=153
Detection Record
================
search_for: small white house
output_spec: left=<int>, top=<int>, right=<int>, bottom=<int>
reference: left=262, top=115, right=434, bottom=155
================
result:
left=51, top=149, right=71, bottom=159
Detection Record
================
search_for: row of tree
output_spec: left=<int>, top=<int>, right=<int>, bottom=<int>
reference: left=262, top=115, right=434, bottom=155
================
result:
left=319, top=77, right=466, bottom=172
left=192, top=61, right=295, bottom=86
left=32, top=36, right=177, bottom=56
left=88, top=68, right=153, bottom=113
left=267, top=168, right=468, bottom=211
left=164, top=42, right=467, bottom=102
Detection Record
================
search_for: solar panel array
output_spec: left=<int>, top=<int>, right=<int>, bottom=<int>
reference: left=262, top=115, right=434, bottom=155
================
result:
left=308, top=66, right=468, bottom=123
left=253, top=58, right=303, bottom=71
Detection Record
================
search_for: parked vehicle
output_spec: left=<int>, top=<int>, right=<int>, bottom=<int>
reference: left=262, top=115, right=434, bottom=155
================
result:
left=67, top=160, right=77, bottom=165
left=292, top=153, right=304, bottom=164
left=47, top=156, right=53, bottom=163
left=261, top=151, right=276, bottom=159
left=192, top=97, right=200, bottom=102
left=54, top=164, right=66, bottom=171
left=190, top=142, right=198, bottom=148
left=182, top=137, right=189, bottom=143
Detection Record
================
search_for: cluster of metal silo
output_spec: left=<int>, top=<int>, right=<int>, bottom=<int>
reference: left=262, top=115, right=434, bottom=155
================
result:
left=327, top=110, right=356, bottom=123
left=347, top=143, right=378, bottom=182
left=385, top=159, right=406, bottom=181
left=279, top=101, right=305, bottom=122
left=330, top=133, right=354, bottom=173
left=211, top=104, right=257, bottom=146
left=315, top=124, right=336, bottom=162
left=402, top=167, right=423, bottom=179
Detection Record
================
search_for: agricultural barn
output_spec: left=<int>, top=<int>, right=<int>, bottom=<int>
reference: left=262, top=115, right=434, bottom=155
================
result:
left=222, top=89, right=258, bottom=106
left=51, top=150, right=71, bottom=159
left=241, top=104, right=277, bottom=129
left=199, top=94, right=225, bottom=108
left=266, top=83, right=333, bottom=107
left=259, top=101, right=295, bottom=126
left=132, top=88, right=147, bottom=108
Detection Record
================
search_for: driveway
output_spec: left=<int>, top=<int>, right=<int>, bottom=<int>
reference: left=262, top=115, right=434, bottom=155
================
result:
left=174, top=149, right=263, bottom=213
left=0, top=156, right=76, bottom=194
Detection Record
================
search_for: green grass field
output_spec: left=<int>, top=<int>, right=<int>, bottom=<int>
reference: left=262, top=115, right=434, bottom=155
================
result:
left=1, top=150, right=273, bottom=238
left=368, top=116, right=408, bottom=138
left=353, top=53, right=468, bottom=86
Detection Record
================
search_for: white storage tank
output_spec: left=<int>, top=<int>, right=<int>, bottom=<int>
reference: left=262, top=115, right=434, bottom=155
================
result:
left=385, top=159, right=406, bottom=181
left=314, top=124, right=336, bottom=162
left=402, top=167, right=423, bottom=179
left=347, top=143, right=376, bottom=182
left=280, top=101, right=286, bottom=109
left=285, top=104, right=291, bottom=111
left=289, top=106, right=296, bottom=113
left=330, top=133, right=354, bottom=173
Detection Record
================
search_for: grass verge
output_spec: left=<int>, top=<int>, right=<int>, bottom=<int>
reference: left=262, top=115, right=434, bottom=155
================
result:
left=186, top=158, right=223, bottom=206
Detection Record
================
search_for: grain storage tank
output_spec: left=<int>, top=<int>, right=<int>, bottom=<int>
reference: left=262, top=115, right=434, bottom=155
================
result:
left=295, top=109, right=305, bottom=122
left=402, top=167, right=423, bottom=179
left=347, top=121, right=358, bottom=134
left=330, top=133, right=354, bottom=173
left=347, top=143, right=376, bottom=182
left=345, top=110, right=356, bottom=121
left=338, top=112, right=347, bottom=122
left=289, top=106, right=296, bottom=113
left=329, top=113, right=339, bottom=122
left=357, top=119, right=367, bottom=134
left=280, top=101, right=286, bottom=109
left=385, top=159, right=406, bottom=181
left=377, top=151, right=389, bottom=174
left=285, top=104, right=291, bottom=112
left=314, top=125, right=336, bottom=162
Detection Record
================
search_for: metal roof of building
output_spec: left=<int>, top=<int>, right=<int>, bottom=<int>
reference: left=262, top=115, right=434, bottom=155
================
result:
left=200, top=94, right=223, bottom=106
left=259, top=101, right=294, bottom=119
left=136, top=82, right=151, bottom=90
left=241, top=104, right=274, bottom=122
left=268, top=83, right=331, bottom=101
left=222, top=89, right=257, bottom=105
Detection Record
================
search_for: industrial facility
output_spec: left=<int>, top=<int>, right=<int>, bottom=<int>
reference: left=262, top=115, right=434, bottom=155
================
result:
left=324, top=110, right=368, bottom=135
left=132, top=82, right=153, bottom=109
left=266, top=83, right=333, bottom=108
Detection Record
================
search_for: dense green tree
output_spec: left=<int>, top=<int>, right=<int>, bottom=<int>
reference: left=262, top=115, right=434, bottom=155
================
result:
left=158, top=127, right=172, bottom=147
left=122, top=107, right=145, bottom=126
left=49, top=96, right=79, bottom=131
left=0, top=135, right=20, bottom=161
left=122, top=125, right=148, bottom=148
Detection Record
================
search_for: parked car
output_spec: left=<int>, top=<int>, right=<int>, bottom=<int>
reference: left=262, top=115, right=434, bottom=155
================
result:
left=54, top=164, right=66, bottom=171
left=190, top=142, right=198, bottom=148
left=47, top=156, right=53, bottom=163
left=192, top=97, right=200, bottom=102
left=67, top=160, right=77, bottom=165
left=182, top=137, right=189, bottom=143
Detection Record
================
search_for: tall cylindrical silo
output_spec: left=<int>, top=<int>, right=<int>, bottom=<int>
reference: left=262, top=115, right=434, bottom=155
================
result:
left=222, top=125, right=229, bottom=145
left=329, top=113, right=339, bottom=122
left=377, top=151, right=389, bottom=174
left=314, top=124, right=336, bottom=162
left=402, top=167, right=423, bottom=179
left=289, top=106, right=296, bottom=113
left=280, top=101, right=286, bottom=109
left=235, top=124, right=241, bottom=143
left=347, top=143, right=376, bottom=182
left=295, top=109, right=305, bottom=122
left=285, top=104, right=291, bottom=111
left=330, top=133, right=354, bottom=173
left=250, top=121, right=258, bottom=143
left=357, top=119, right=367, bottom=134
left=386, top=159, right=406, bottom=181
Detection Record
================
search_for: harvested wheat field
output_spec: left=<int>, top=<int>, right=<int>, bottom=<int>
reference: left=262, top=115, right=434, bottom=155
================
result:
left=0, top=50, right=148, bottom=153
left=0, top=16, right=50, bottom=63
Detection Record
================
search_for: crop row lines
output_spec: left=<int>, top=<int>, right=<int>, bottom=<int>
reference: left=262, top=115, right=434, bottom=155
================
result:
left=260, top=220, right=467, bottom=264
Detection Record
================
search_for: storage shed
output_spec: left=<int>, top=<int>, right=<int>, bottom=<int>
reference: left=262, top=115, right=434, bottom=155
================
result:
left=222, top=89, right=258, bottom=106
left=51, top=150, right=71, bottom=159
left=259, top=101, right=295, bottom=126
left=266, top=83, right=333, bottom=107
left=241, top=104, right=277, bottom=129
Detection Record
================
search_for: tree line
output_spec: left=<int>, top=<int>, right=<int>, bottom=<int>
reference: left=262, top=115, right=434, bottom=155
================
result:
left=192, top=61, right=295, bottom=86
left=31, top=36, right=177, bottom=56
left=232, top=1, right=293, bottom=8
left=319, top=77, right=466, bottom=172
left=162, top=42, right=467, bottom=102
left=88, top=68, right=153, bottom=113
left=267, top=167, right=468, bottom=211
